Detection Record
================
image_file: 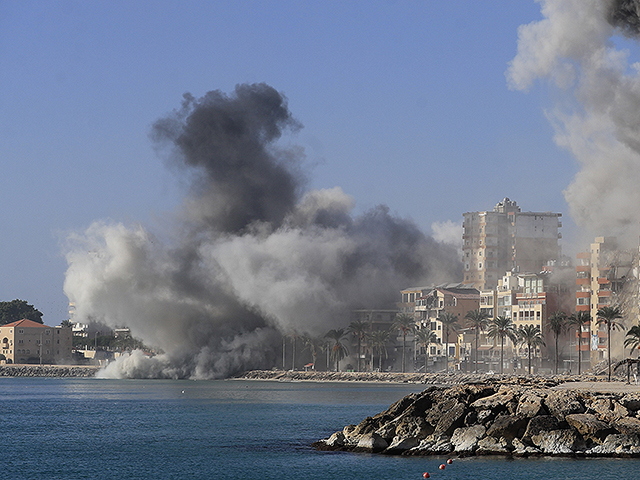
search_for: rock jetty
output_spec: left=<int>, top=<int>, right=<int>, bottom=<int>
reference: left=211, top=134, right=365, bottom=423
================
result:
left=313, top=381, right=640, bottom=457
left=0, top=365, right=98, bottom=377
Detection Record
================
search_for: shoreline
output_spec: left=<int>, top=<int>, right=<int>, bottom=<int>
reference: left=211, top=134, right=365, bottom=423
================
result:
left=0, top=364, right=99, bottom=377
left=237, top=370, right=639, bottom=391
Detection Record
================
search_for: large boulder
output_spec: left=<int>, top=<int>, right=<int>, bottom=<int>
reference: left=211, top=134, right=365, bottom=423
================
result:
left=565, top=413, right=616, bottom=444
left=531, top=429, right=585, bottom=454
left=516, top=390, right=547, bottom=417
left=545, top=390, right=585, bottom=419
left=486, top=414, right=529, bottom=441
left=450, top=425, right=486, bottom=453
left=354, top=433, right=388, bottom=452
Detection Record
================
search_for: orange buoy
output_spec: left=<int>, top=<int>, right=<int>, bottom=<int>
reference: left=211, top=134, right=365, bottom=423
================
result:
left=422, top=473, right=430, bottom=478
left=447, top=458, right=453, bottom=464
left=439, top=464, right=446, bottom=470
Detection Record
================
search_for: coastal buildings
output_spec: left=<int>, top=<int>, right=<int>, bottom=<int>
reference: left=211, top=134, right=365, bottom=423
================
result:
left=0, top=319, right=73, bottom=364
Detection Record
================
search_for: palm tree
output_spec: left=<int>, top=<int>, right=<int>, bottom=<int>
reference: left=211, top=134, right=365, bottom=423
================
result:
left=325, top=328, right=349, bottom=372
left=487, top=316, right=517, bottom=374
left=392, top=313, right=415, bottom=373
left=302, top=335, right=324, bottom=370
left=624, top=325, right=640, bottom=357
left=517, top=324, right=545, bottom=375
left=347, top=320, right=369, bottom=372
left=597, top=306, right=624, bottom=381
left=415, top=327, right=437, bottom=373
left=465, top=309, right=490, bottom=373
left=548, top=311, right=567, bottom=374
left=367, top=329, right=390, bottom=371
left=567, top=311, right=591, bottom=375
left=438, top=312, right=460, bottom=373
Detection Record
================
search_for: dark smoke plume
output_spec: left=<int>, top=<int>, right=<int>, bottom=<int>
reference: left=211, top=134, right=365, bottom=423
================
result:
left=64, top=84, right=461, bottom=379
left=609, top=0, right=640, bottom=37
left=151, top=83, right=304, bottom=233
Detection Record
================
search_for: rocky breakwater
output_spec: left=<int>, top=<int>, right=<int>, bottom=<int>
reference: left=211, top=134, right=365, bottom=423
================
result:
left=313, top=382, right=640, bottom=457
left=0, top=365, right=98, bottom=377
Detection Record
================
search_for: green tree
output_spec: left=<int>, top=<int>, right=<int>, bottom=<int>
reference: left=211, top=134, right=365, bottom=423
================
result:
left=487, top=316, right=517, bottom=374
left=415, top=327, right=437, bottom=373
left=367, top=329, right=390, bottom=371
left=548, top=311, right=567, bottom=374
left=438, top=312, right=460, bottom=373
left=624, top=325, right=640, bottom=357
left=465, top=309, right=490, bottom=373
left=0, top=299, right=43, bottom=325
left=517, top=324, right=545, bottom=375
left=391, top=313, right=415, bottom=373
left=597, top=306, right=624, bottom=381
left=347, top=320, right=369, bottom=372
left=325, top=328, right=349, bottom=372
left=60, top=319, right=73, bottom=328
left=567, top=311, right=591, bottom=375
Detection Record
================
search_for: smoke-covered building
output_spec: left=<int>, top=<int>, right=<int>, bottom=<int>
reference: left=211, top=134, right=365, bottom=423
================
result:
left=575, top=236, right=638, bottom=368
left=462, top=198, right=562, bottom=291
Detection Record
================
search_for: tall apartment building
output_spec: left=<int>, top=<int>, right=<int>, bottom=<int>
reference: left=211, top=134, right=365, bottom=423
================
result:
left=462, top=198, right=562, bottom=290
left=575, top=236, right=636, bottom=366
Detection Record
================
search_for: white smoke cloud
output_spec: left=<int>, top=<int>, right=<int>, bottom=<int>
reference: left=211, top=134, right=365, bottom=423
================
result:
left=508, top=0, right=640, bottom=244
left=431, top=220, right=463, bottom=249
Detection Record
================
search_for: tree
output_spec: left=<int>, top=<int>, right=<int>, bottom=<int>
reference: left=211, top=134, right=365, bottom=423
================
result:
left=325, top=328, right=349, bottom=372
left=624, top=325, right=640, bottom=357
left=438, top=312, right=460, bottom=373
left=517, top=324, right=545, bottom=375
left=548, top=311, right=567, bottom=374
left=465, top=309, right=490, bottom=373
left=347, top=320, right=369, bottom=372
left=392, top=313, right=415, bottom=373
left=487, top=316, right=517, bottom=374
left=414, top=327, right=437, bottom=373
left=302, top=335, right=324, bottom=370
left=567, top=311, right=591, bottom=375
left=60, top=319, right=73, bottom=328
left=367, top=330, right=390, bottom=371
left=0, top=299, right=43, bottom=325
left=597, top=306, right=624, bottom=381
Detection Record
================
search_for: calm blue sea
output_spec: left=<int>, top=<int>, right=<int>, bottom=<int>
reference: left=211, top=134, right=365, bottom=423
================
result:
left=0, top=377, right=638, bottom=480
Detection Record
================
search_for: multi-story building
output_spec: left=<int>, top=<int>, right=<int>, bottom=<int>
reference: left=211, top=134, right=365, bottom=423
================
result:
left=413, top=284, right=480, bottom=369
left=575, top=237, right=636, bottom=367
left=0, top=319, right=73, bottom=364
left=462, top=198, right=562, bottom=291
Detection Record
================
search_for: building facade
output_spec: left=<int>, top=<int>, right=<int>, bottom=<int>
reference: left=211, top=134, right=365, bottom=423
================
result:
left=462, top=198, right=562, bottom=291
left=0, top=319, right=73, bottom=364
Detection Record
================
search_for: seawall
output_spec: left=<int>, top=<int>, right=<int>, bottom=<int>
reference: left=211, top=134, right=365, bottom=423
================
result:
left=0, top=365, right=99, bottom=377
left=237, top=369, right=623, bottom=386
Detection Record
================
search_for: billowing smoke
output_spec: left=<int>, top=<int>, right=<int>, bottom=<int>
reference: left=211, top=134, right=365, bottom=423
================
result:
left=64, top=83, right=461, bottom=379
left=507, top=0, right=640, bottom=244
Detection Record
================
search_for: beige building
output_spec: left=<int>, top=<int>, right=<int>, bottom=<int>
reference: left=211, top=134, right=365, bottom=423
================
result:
left=575, top=236, right=636, bottom=367
left=462, top=198, right=562, bottom=290
left=0, top=319, right=73, bottom=364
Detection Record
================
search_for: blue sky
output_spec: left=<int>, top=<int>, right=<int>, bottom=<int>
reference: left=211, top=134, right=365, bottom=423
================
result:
left=0, top=1, right=581, bottom=324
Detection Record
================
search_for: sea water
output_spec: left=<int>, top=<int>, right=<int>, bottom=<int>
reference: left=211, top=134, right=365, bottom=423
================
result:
left=0, top=377, right=638, bottom=480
